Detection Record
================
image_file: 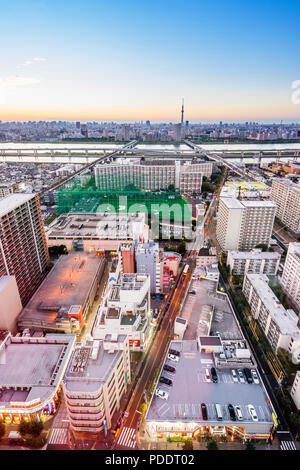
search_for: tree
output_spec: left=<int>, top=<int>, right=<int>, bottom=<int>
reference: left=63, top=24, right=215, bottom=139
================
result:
left=182, top=439, right=193, bottom=450
left=18, top=420, right=31, bottom=436
left=206, top=440, right=219, bottom=450
left=30, top=418, right=44, bottom=437
left=254, top=243, right=268, bottom=252
left=18, top=418, right=43, bottom=437
left=245, top=440, right=256, bottom=450
left=0, top=419, right=5, bottom=439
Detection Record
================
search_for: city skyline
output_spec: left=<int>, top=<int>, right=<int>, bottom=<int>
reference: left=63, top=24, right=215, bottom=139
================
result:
left=1, top=0, right=300, bottom=122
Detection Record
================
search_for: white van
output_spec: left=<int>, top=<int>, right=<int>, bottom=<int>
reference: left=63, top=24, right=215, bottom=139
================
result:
left=215, top=403, right=223, bottom=421
left=205, top=368, right=211, bottom=382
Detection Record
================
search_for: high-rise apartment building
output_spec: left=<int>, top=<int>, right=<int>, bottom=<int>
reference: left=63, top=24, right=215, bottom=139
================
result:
left=216, top=196, right=276, bottom=251
left=270, top=179, right=300, bottom=234
left=281, top=242, right=300, bottom=311
left=0, top=193, right=50, bottom=306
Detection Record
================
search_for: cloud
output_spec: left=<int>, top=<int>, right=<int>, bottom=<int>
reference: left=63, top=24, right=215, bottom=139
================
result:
left=23, top=57, right=46, bottom=67
left=0, top=76, right=41, bottom=104
left=5, top=76, right=40, bottom=86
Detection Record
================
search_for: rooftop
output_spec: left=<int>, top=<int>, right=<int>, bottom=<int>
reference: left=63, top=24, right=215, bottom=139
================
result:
left=63, top=336, right=126, bottom=393
left=0, top=193, right=35, bottom=218
left=246, top=274, right=300, bottom=337
left=46, top=212, right=145, bottom=239
left=180, top=277, right=243, bottom=341
left=146, top=340, right=274, bottom=425
left=228, top=249, right=280, bottom=260
left=18, top=252, right=103, bottom=324
left=0, top=334, right=75, bottom=406
left=220, top=195, right=277, bottom=210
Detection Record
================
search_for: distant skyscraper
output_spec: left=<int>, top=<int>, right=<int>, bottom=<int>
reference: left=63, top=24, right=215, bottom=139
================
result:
left=122, top=124, right=130, bottom=141
left=81, top=124, right=88, bottom=137
left=173, top=123, right=182, bottom=141
left=146, top=120, right=150, bottom=128
left=0, top=194, right=50, bottom=306
left=76, top=121, right=81, bottom=130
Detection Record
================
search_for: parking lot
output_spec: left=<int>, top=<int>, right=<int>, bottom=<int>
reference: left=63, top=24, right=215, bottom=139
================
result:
left=146, top=340, right=274, bottom=432
left=179, top=278, right=243, bottom=341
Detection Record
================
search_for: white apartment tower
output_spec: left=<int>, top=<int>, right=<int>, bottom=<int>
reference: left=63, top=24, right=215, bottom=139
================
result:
left=270, top=179, right=300, bottom=234
left=0, top=193, right=50, bottom=306
left=281, top=243, right=300, bottom=311
left=216, top=196, right=277, bottom=251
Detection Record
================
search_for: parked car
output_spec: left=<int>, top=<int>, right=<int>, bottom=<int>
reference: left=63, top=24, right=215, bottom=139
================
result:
left=205, top=368, right=211, bottom=382
left=159, top=376, right=173, bottom=386
left=201, top=403, right=208, bottom=420
left=231, top=369, right=238, bottom=383
left=251, top=369, right=259, bottom=384
left=235, top=405, right=243, bottom=421
left=238, top=369, right=245, bottom=383
left=168, top=353, right=179, bottom=363
left=243, top=368, right=253, bottom=384
left=155, top=388, right=169, bottom=400
left=211, top=367, right=218, bottom=383
left=248, top=404, right=258, bottom=422
left=163, top=364, right=176, bottom=374
left=228, top=404, right=236, bottom=421
left=169, top=349, right=180, bottom=357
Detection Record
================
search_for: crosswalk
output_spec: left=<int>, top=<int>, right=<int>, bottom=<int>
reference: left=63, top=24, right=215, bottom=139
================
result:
left=280, top=440, right=297, bottom=450
left=48, top=427, right=68, bottom=446
left=117, top=426, right=137, bottom=449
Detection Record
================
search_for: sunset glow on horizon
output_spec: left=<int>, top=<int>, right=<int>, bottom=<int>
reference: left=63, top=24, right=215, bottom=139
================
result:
left=1, top=0, right=300, bottom=123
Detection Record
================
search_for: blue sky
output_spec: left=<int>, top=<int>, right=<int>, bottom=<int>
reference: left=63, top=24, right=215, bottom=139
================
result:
left=1, top=0, right=300, bottom=122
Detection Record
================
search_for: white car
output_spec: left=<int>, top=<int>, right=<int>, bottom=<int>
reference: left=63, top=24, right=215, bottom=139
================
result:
left=238, top=369, right=245, bottom=383
left=248, top=404, right=258, bottom=422
left=251, top=369, right=260, bottom=384
left=155, top=388, right=169, bottom=400
left=205, top=368, right=211, bottom=382
left=231, top=369, right=238, bottom=383
left=168, top=353, right=179, bottom=363
left=235, top=405, right=243, bottom=420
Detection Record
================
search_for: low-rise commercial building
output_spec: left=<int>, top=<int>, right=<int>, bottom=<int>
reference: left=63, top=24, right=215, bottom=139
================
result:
left=281, top=243, right=300, bottom=311
left=46, top=212, right=149, bottom=252
left=227, top=249, right=281, bottom=276
left=196, top=247, right=217, bottom=269
left=243, top=274, right=300, bottom=362
left=63, top=334, right=130, bottom=433
left=160, top=251, right=181, bottom=293
left=0, top=332, right=75, bottom=424
left=18, top=252, right=105, bottom=334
